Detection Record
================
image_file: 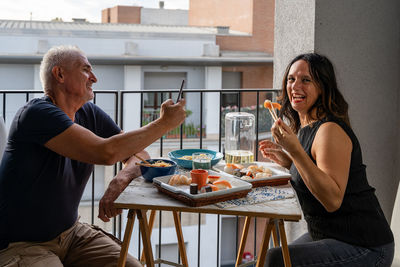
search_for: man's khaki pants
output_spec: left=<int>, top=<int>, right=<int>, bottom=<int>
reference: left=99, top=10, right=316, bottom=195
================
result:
left=0, top=221, right=142, bottom=267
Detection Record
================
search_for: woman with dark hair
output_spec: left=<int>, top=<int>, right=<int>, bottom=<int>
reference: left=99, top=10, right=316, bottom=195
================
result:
left=259, top=53, right=394, bottom=266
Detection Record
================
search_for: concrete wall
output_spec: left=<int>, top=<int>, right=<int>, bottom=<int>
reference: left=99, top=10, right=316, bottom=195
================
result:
left=141, top=8, right=188, bottom=26
left=189, top=0, right=253, bottom=33
left=274, top=0, right=400, bottom=222
left=273, top=0, right=315, bottom=87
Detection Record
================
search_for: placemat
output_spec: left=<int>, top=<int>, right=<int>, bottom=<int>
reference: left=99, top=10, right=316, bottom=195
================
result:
left=214, top=186, right=295, bottom=208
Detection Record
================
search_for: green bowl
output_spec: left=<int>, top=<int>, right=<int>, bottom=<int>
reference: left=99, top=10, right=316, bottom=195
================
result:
left=168, top=149, right=223, bottom=169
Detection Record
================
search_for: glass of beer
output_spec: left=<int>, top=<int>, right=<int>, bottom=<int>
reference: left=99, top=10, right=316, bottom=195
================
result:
left=192, top=153, right=212, bottom=170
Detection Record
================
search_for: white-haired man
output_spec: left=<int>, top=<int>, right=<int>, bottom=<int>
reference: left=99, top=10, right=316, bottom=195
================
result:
left=0, top=45, right=186, bottom=266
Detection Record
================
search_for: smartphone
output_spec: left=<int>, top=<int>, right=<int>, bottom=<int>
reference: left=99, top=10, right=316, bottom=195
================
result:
left=176, top=80, right=185, bottom=102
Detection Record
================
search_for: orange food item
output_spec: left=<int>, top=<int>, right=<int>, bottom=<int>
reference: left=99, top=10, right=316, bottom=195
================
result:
left=213, top=180, right=232, bottom=190
left=226, top=163, right=244, bottom=169
left=263, top=100, right=281, bottom=110
left=207, top=175, right=221, bottom=184
left=209, top=184, right=219, bottom=191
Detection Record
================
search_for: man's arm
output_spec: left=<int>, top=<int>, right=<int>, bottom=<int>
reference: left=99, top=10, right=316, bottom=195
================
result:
left=44, top=99, right=186, bottom=165
left=98, top=150, right=150, bottom=222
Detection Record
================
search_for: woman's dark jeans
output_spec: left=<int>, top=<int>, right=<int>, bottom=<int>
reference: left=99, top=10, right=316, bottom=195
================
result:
left=265, top=232, right=394, bottom=267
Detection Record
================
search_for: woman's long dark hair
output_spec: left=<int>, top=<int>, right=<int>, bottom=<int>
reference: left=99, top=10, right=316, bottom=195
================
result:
left=278, top=53, right=350, bottom=133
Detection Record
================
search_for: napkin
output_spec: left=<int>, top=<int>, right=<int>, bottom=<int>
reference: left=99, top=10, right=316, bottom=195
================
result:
left=215, top=186, right=295, bottom=208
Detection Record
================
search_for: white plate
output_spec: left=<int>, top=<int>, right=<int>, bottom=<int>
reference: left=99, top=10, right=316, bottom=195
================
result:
left=213, top=161, right=291, bottom=182
left=153, top=170, right=252, bottom=200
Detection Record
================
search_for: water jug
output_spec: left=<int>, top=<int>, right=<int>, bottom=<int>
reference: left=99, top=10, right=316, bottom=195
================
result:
left=224, top=112, right=255, bottom=163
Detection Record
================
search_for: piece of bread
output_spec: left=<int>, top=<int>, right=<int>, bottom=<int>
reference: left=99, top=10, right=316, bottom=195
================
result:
left=168, top=174, right=192, bottom=185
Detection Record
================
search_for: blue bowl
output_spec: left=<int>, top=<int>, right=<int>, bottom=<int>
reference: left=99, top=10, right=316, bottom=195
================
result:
left=140, top=159, right=177, bottom=183
left=168, top=149, right=223, bottom=169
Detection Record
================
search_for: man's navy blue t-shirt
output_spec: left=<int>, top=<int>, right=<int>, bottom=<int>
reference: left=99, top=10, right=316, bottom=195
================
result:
left=0, top=96, right=121, bottom=249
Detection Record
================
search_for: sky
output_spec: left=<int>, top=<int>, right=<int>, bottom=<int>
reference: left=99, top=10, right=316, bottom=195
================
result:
left=0, top=0, right=189, bottom=23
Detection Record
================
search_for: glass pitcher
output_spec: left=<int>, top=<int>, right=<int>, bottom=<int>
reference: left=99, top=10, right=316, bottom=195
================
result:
left=224, top=112, right=255, bottom=164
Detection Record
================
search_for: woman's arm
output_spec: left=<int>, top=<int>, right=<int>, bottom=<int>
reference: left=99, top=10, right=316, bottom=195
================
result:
left=274, top=120, right=352, bottom=212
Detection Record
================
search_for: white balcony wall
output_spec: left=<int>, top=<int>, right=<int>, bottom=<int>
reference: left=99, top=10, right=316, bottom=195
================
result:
left=123, top=66, right=142, bottom=132
left=0, top=64, right=34, bottom=90
left=0, top=36, right=215, bottom=58
left=92, top=65, right=124, bottom=91
left=204, top=66, right=221, bottom=138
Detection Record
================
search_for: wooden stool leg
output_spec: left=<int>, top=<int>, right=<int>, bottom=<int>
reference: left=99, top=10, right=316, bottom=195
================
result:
left=141, top=210, right=156, bottom=262
left=118, top=210, right=136, bottom=267
left=173, top=211, right=189, bottom=267
left=278, top=219, right=292, bottom=267
left=272, top=223, right=279, bottom=247
left=255, top=219, right=274, bottom=267
left=235, top=216, right=252, bottom=267
left=137, top=210, right=155, bottom=267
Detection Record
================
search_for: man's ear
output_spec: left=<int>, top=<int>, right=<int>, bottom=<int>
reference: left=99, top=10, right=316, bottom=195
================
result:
left=52, top=66, right=65, bottom=83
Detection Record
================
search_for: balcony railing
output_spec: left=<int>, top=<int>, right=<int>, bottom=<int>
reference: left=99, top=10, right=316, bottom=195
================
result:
left=0, top=88, right=280, bottom=267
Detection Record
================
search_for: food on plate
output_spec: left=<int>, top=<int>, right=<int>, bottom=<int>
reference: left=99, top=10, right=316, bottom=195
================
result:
left=263, top=100, right=281, bottom=110
left=178, top=153, right=212, bottom=161
left=209, top=184, right=219, bottom=191
left=223, top=163, right=244, bottom=175
left=178, top=155, right=192, bottom=160
left=255, top=172, right=272, bottom=179
left=213, top=180, right=232, bottom=190
left=207, top=175, right=221, bottom=184
left=224, top=163, right=273, bottom=180
left=247, top=165, right=270, bottom=174
left=168, top=174, right=192, bottom=185
left=241, top=164, right=273, bottom=179
left=200, top=185, right=212, bottom=193
left=190, top=183, right=198, bottom=194
left=149, top=160, right=172, bottom=167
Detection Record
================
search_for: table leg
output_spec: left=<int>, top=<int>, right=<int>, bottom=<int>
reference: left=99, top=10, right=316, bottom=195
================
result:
left=278, top=219, right=292, bottom=267
left=272, top=223, right=279, bottom=247
left=255, top=219, right=274, bottom=267
left=235, top=216, right=252, bottom=267
left=117, top=209, right=136, bottom=267
left=141, top=210, right=156, bottom=262
left=173, top=211, right=189, bottom=267
left=137, top=209, right=155, bottom=267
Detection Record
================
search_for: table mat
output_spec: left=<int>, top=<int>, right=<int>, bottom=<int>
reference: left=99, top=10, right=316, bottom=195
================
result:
left=214, top=186, right=295, bottom=208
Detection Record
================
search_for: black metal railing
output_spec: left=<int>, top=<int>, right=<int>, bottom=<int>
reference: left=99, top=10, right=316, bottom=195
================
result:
left=0, top=88, right=280, bottom=267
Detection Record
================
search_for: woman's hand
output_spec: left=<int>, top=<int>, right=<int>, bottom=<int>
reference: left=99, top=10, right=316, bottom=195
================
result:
left=271, top=119, right=302, bottom=156
left=259, top=140, right=292, bottom=169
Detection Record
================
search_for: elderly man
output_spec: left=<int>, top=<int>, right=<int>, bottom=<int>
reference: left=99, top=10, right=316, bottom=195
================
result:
left=0, top=45, right=186, bottom=266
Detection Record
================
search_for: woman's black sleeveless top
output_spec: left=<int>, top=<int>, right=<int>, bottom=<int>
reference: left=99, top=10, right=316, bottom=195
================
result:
left=290, top=118, right=393, bottom=247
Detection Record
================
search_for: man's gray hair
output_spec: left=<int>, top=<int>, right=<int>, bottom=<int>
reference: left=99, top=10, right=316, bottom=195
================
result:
left=39, top=45, right=84, bottom=95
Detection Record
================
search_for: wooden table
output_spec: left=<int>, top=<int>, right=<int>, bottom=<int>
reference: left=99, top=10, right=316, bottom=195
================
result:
left=114, top=177, right=302, bottom=267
